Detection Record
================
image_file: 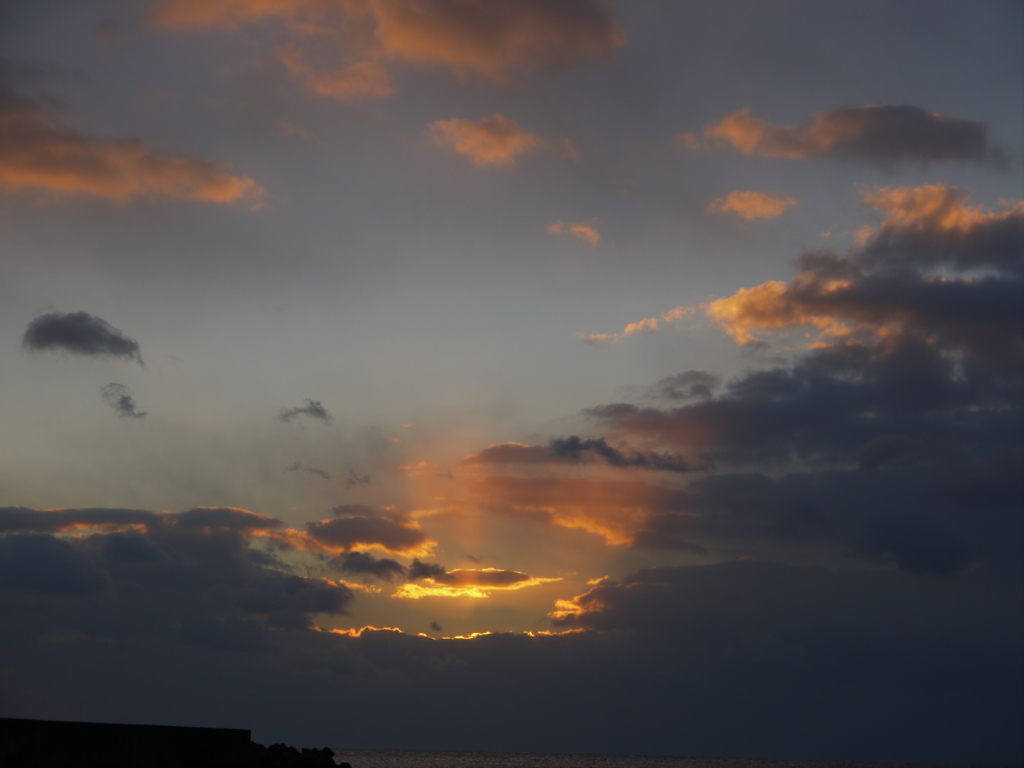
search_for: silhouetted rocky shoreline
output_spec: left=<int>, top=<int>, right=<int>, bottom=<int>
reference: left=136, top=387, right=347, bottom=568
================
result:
left=0, top=717, right=350, bottom=768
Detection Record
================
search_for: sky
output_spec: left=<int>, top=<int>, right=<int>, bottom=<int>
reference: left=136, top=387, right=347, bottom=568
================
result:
left=1, top=0, right=1022, bottom=763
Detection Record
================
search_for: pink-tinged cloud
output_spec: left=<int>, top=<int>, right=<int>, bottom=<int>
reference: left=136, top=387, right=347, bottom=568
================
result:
left=707, top=191, right=795, bottom=220
left=681, top=105, right=1002, bottom=166
left=0, top=86, right=262, bottom=203
left=428, top=114, right=541, bottom=167
left=276, top=43, right=395, bottom=100
left=548, top=219, right=600, bottom=245
left=580, top=306, right=694, bottom=344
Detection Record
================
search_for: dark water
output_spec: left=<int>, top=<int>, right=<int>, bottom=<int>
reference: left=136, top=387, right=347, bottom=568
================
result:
left=329, top=750, right=961, bottom=768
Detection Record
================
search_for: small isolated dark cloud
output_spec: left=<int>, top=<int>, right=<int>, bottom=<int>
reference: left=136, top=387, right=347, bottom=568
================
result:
left=333, top=551, right=405, bottom=581
left=429, top=621, right=441, bottom=632
left=307, top=506, right=431, bottom=555
left=407, top=559, right=447, bottom=580
left=285, top=462, right=331, bottom=480
left=22, top=311, right=142, bottom=363
left=101, top=383, right=146, bottom=419
left=684, top=105, right=1006, bottom=167
left=279, top=399, right=331, bottom=423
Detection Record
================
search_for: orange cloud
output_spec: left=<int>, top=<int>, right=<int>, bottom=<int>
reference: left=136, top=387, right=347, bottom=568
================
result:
left=681, top=105, right=999, bottom=166
left=548, top=219, right=600, bottom=246
left=861, top=184, right=1024, bottom=235
left=152, top=0, right=625, bottom=93
left=473, top=474, right=687, bottom=546
left=276, top=42, right=394, bottom=100
left=705, top=280, right=851, bottom=346
left=707, top=191, right=795, bottom=220
left=580, top=306, right=694, bottom=344
left=705, top=185, right=1024, bottom=348
left=366, top=0, right=625, bottom=83
left=150, top=0, right=337, bottom=30
left=0, top=86, right=261, bottom=203
left=428, top=114, right=541, bottom=167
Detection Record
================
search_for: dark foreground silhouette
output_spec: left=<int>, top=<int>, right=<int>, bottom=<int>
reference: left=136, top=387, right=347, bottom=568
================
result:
left=0, top=717, right=348, bottom=768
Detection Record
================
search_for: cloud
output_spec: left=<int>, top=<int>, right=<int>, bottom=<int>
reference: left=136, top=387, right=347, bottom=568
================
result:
left=0, top=506, right=348, bottom=631
left=22, top=312, right=143, bottom=362
left=0, top=83, right=262, bottom=202
left=279, top=399, right=331, bottom=423
left=343, top=467, right=372, bottom=488
left=153, top=0, right=625, bottom=85
left=285, top=462, right=331, bottom=480
left=371, top=0, right=625, bottom=82
left=0, top=533, right=108, bottom=595
left=275, top=42, right=394, bottom=101
left=707, top=190, right=795, bottom=220
left=101, top=383, right=146, bottom=419
left=463, top=436, right=700, bottom=474
left=704, top=185, right=1024, bottom=355
left=580, top=306, right=694, bottom=344
left=547, top=219, right=600, bottom=245
left=428, top=114, right=541, bottom=167
left=647, top=370, right=721, bottom=401
left=333, top=551, right=405, bottom=581
left=681, top=105, right=1005, bottom=167
left=407, top=558, right=447, bottom=580
left=305, top=507, right=434, bottom=556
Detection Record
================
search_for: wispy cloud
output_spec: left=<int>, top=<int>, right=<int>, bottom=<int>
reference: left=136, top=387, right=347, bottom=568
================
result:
left=0, top=83, right=262, bottom=203
left=548, top=219, right=600, bottom=245
left=279, top=399, right=331, bottom=423
left=580, top=306, right=694, bottom=344
left=101, top=383, right=146, bottom=419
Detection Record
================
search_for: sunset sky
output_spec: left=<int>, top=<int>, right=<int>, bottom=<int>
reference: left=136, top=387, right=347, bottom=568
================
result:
left=1, top=1, right=1022, bottom=764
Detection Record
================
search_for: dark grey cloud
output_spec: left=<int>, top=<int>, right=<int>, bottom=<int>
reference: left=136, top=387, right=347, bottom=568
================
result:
left=0, top=533, right=107, bottom=595
left=101, top=383, right=146, bottom=419
left=429, top=621, right=441, bottom=632
left=307, top=508, right=429, bottom=554
left=0, top=507, right=351, bottom=635
left=464, top=436, right=701, bottom=473
left=333, top=551, right=405, bottom=581
left=547, top=436, right=699, bottom=473
left=647, top=370, right=721, bottom=401
left=22, top=311, right=142, bottom=363
left=1, top=557, right=1019, bottom=764
left=406, top=559, right=447, bottom=580
left=279, top=399, right=330, bottom=423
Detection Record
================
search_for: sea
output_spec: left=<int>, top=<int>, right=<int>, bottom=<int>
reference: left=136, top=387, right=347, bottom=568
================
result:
left=328, top=750, right=962, bottom=768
